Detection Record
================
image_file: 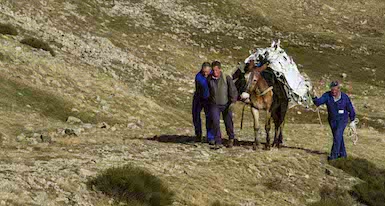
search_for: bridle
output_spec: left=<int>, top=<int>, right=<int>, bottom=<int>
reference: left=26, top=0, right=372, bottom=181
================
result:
left=245, top=70, right=273, bottom=97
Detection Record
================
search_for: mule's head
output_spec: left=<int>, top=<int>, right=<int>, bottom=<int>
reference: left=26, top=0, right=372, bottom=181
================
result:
left=245, top=71, right=262, bottom=93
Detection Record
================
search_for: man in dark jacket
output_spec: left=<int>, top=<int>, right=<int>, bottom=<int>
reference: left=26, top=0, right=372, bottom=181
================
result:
left=208, top=61, right=238, bottom=148
left=192, top=62, right=214, bottom=142
left=313, top=81, right=356, bottom=160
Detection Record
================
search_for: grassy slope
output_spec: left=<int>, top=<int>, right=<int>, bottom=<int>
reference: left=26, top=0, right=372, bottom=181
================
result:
left=0, top=0, right=384, bottom=205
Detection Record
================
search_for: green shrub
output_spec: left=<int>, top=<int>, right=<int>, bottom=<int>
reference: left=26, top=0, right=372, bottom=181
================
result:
left=309, top=185, right=354, bottom=206
left=329, top=158, right=385, bottom=206
left=309, top=198, right=350, bottom=206
left=20, top=37, right=55, bottom=56
left=0, top=23, right=18, bottom=35
left=310, top=158, right=385, bottom=206
left=88, top=164, right=174, bottom=206
left=211, top=200, right=237, bottom=206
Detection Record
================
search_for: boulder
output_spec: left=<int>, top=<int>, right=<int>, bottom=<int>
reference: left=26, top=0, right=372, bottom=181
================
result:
left=16, top=133, right=26, bottom=142
left=41, top=135, right=52, bottom=143
left=66, top=116, right=83, bottom=124
left=82, top=123, right=93, bottom=129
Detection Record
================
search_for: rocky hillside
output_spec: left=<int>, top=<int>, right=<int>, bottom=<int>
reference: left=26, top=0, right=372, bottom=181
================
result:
left=0, top=0, right=385, bottom=205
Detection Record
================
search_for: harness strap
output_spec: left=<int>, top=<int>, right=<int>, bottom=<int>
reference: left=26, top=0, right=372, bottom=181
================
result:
left=257, top=86, right=273, bottom=97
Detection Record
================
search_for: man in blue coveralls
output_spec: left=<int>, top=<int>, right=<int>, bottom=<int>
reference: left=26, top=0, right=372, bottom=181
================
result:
left=192, top=62, right=214, bottom=143
left=312, top=81, right=356, bottom=160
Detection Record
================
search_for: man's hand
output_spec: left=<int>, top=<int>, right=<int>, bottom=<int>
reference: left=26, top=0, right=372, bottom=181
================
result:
left=309, top=88, right=317, bottom=99
left=228, top=103, right=236, bottom=112
left=349, top=121, right=356, bottom=129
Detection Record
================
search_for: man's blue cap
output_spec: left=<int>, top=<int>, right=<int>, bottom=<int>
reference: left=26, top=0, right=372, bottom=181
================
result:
left=330, top=81, right=339, bottom=88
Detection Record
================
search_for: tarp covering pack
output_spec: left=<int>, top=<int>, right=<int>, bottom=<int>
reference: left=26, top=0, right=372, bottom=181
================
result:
left=245, top=40, right=313, bottom=107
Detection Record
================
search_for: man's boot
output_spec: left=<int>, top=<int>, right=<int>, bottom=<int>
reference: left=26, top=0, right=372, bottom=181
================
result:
left=208, top=139, right=215, bottom=145
left=228, top=139, right=234, bottom=148
left=194, top=134, right=202, bottom=142
left=214, top=143, right=223, bottom=150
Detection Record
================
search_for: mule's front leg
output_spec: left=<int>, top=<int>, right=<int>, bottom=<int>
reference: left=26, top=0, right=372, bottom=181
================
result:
left=251, top=107, right=260, bottom=150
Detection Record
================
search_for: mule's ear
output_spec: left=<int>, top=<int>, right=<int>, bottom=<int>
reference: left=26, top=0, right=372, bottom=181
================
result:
left=276, top=39, right=281, bottom=48
left=271, top=40, right=276, bottom=48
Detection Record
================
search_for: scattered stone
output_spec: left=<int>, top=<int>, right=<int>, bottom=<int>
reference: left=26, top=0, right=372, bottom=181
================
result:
left=64, top=128, right=76, bottom=136
left=41, top=135, right=52, bottom=143
left=27, top=138, right=38, bottom=145
left=261, top=26, right=273, bottom=35
left=33, top=133, right=41, bottom=138
left=82, top=123, right=93, bottom=129
left=66, top=116, right=83, bottom=124
left=136, top=120, right=144, bottom=128
left=297, top=111, right=302, bottom=115
left=127, top=123, right=140, bottom=130
left=73, top=128, right=84, bottom=136
left=325, top=168, right=333, bottom=176
left=98, top=122, right=110, bottom=129
left=0, top=132, right=8, bottom=144
left=340, top=73, right=347, bottom=79
left=78, top=168, right=96, bottom=177
left=16, top=133, right=26, bottom=142
left=200, top=151, right=210, bottom=157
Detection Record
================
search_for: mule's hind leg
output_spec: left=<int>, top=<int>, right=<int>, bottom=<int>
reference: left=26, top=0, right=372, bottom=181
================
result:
left=276, top=102, right=288, bottom=148
left=272, top=117, right=281, bottom=148
left=251, top=107, right=260, bottom=150
left=265, top=111, right=272, bottom=150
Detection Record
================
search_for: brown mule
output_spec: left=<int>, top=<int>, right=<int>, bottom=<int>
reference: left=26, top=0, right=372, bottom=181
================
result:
left=243, top=69, right=288, bottom=150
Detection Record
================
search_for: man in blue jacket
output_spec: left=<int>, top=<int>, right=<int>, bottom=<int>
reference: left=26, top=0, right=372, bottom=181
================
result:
left=312, top=81, right=356, bottom=160
left=192, top=62, right=214, bottom=143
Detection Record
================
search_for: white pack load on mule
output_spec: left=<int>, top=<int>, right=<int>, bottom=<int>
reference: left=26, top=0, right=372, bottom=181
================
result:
left=244, top=40, right=313, bottom=108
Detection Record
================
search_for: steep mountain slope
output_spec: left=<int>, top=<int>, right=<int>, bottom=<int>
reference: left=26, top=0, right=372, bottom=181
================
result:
left=0, top=0, right=385, bottom=205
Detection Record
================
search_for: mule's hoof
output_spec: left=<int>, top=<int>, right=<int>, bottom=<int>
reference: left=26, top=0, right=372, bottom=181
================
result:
left=264, top=144, right=271, bottom=150
left=253, top=142, right=260, bottom=150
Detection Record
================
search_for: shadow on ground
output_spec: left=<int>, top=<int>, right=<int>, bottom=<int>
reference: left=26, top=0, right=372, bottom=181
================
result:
left=310, top=157, right=385, bottom=206
left=149, top=135, right=327, bottom=155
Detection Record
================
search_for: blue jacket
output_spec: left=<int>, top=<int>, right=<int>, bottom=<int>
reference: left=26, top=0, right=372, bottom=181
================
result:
left=194, top=72, right=210, bottom=100
left=313, top=92, right=356, bottom=123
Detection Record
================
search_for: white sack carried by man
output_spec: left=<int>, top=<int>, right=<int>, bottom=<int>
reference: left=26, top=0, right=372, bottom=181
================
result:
left=245, top=40, right=313, bottom=107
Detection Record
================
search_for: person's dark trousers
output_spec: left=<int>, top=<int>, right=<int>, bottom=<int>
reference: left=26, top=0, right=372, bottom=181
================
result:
left=328, top=119, right=348, bottom=160
left=192, top=95, right=214, bottom=141
left=210, top=103, right=235, bottom=145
